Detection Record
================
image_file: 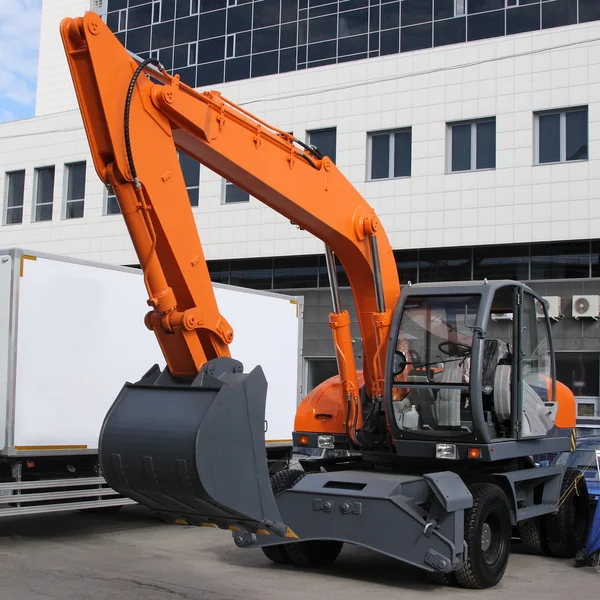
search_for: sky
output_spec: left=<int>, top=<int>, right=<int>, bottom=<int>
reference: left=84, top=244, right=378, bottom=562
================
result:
left=0, top=0, right=42, bottom=124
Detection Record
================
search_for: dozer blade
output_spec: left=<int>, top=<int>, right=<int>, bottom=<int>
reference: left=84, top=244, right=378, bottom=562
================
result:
left=98, top=358, right=290, bottom=537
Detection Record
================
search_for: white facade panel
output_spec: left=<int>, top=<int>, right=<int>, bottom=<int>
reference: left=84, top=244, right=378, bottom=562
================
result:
left=1, top=18, right=599, bottom=264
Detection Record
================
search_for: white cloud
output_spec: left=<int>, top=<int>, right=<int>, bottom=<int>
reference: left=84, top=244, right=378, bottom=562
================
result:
left=0, top=1, right=42, bottom=117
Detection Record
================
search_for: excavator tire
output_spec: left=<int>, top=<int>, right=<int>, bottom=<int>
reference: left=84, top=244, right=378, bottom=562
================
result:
left=544, top=467, right=590, bottom=558
left=454, top=483, right=512, bottom=590
left=260, top=469, right=307, bottom=565
left=518, top=516, right=549, bottom=556
left=427, top=571, right=457, bottom=587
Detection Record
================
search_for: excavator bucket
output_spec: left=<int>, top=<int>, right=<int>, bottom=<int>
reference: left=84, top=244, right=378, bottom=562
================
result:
left=98, top=358, right=290, bottom=537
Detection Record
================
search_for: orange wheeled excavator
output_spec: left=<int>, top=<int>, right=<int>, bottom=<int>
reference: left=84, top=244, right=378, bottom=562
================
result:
left=60, top=12, right=589, bottom=589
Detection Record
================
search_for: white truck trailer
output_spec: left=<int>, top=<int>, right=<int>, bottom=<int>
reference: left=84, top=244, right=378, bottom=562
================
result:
left=0, top=248, right=303, bottom=518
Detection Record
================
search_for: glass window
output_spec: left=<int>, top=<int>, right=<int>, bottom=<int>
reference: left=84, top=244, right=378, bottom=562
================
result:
left=128, top=4, right=152, bottom=28
left=227, top=4, right=252, bottom=33
left=174, top=66, right=196, bottom=86
left=106, top=193, right=121, bottom=215
left=394, top=250, right=419, bottom=284
left=592, top=241, right=600, bottom=278
left=380, top=28, right=399, bottom=54
left=158, top=46, right=174, bottom=70
left=4, top=170, right=25, bottom=225
left=229, top=258, right=273, bottom=289
left=419, top=247, right=472, bottom=282
left=178, top=151, right=200, bottom=207
left=127, top=26, right=151, bottom=52
left=401, top=23, right=433, bottom=52
left=308, top=128, right=337, bottom=164
left=197, top=60, right=224, bottom=85
left=107, top=0, right=127, bottom=11
left=273, top=255, right=319, bottom=289
left=434, top=0, right=455, bottom=20
left=401, top=0, right=432, bottom=26
left=379, top=4, right=400, bottom=29
left=280, top=47, right=296, bottom=72
left=201, top=0, right=226, bottom=11
left=65, top=162, right=86, bottom=219
left=542, top=0, right=578, bottom=29
left=197, top=36, right=225, bottom=62
left=580, top=0, right=600, bottom=23
left=434, top=16, right=466, bottom=47
left=370, top=6, right=380, bottom=32
left=369, top=32, right=379, bottom=51
left=338, top=34, right=368, bottom=56
left=467, top=9, right=505, bottom=41
left=536, top=107, right=588, bottom=164
left=199, top=9, right=225, bottom=38
left=308, top=15, right=337, bottom=42
left=175, top=15, right=199, bottom=44
left=318, top=254, right=349, bottom=287
left=251, top=50, right=279, bottom=77
left=280, top=22, right=297, bottom=47
left=176, top=0, right=190, bottom=18
left=225, top=56, right=250, bottom=81
left=282, top=1, right=299, bottom=23
left=152, top=21, right=174, bottom=48
left=556, top=352, right=599, bottom=398
left=224, top=181, right=249, bottom=203
left=473, top=244, right=529, bottom=280
left=468, top=0, right=504, bottom=12
left=449, top=118, right=496, bottom=172
left=308, top=40, right=336, bottom=62
left=339, top=9, right=370, bottom=36
left=368, top=128, right=412, bottom=180
left=207, top=260, right=230, bottom=284
left=506, top=4, right=540, bottom=35
left=161, top=0, right=176, bottom=21
left=34, top=166, right=54, bottom=222
left=253, top=0, right=280, bottom=27
left=530, top=241, right=590, bottom=279
left=252, top=26, right=279, bottom=53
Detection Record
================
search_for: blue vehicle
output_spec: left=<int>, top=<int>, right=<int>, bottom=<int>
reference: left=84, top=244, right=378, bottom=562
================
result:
left=553, top=437, right=600, bottom=503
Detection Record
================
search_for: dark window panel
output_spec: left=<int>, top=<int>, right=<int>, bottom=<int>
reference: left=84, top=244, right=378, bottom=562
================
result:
left=473, top=244, right=529, bottom=280
left=401, top=0, right=432, bottom=26
left=65, top=198, right=84, bottom=220
left=115, top=32, right=126, bottom=45
left=230, top=259, right=273, bottom=290
left=507, top=4, right=540, bottom=35
left=401, top=22, right=432, bottom=52
left=224, top=183, right=250, bottom=203
left=207, top=260, right=229, bottom=284
left=542, top=0, right=577, bottom=29
left=309, top=0, right=336, bottom=6
left=369, top=31, right=379, bottom=50
left=128, top=4, right=152, bottom=28
left=281, top=22, right=297, bottom=47
left=251, top=50, right=279, bottom=77
left=179, top=151, right=200, bottom=187
left=338, top=53, right=367, bottom=63
left=175, top=15, right=199, bottom=44
left=107, top=0, right=127, bottom=10
left=434, top=0, right=455, bottom=20
left=538, top=113, right=561, bottom=163
left=530, top=241, right=590, bottom=279
left=127, top=26, right=151, bottom=53
left=298, top=45, right=307, bottom=62
left=311, top=4, right=338, bottom=16
left=236, top=31, right=251, bottom=55
left=592, top=241, right=600, bottom=278
left=380, top=2, right=400, bottom=28
left=476, top=120, right=496, bottom=169
left=318, top=255, right=350, bottom=288
left=201, top=0, right=226, bottom=11
left=273, top=256, right=319, bottom=289
left=468, top=0, right=504, bottom=13
left=580, top=0, right=600, bottom=23
left=380, top=27, right=399, bottom=54
left=434, top=16, right=466, bottom=46
left=6, top=206, right=23, bottom=225
left=299, top=7, right=308, bottom=19
left=297, top=63, right=306, bottom=69
left=199, top=9, right=226, bottom=38
left=299, top=0, right=308, bottom=9
left=227, top=4, right=252, bottom=32
left=227, top=34, right=234, bottom=57
left=107, top=11, right=120, bottom=32
left=282, top=0, right=299, bottom=22
left=566, top=109, right=589, bottom=161
left=106, top=194, right=121, bottom=215
left=174, top=66, right=196, bottom=87
left=340, top=0, right=369, bottom=10
left=339, top=9, right=369, bottom=36
left=309, top=128, right=337, bottom=164
left=66, top=162, right=86, bottom=201
left=394, top=130, right=412, bottom=177
left=162, top=0, right=176, bottom=21
left=225, top=56, right=250, bottom=81
left=198, top=37, right=225, bottom=63
left=394, top=250, right=419, bottom=285
left=419, top=248, right=472, bottom=282
left=371, top=133, right=390, bottom=179
left=253, top=26, right=280, bottom=53
left=6, top=171, right=25, bottom=207
left=308, top=40, right=337, bottom=61
left=176, top=0, right=190, bottom=18
left=254, top=0, right=280, bottom=27
left=280, top=47, right=297, bottom=72
left=467, top=9, right=505, bottom=41
left=369, top=49, right=380, bottom=58
left=174, top=43, right=189, bottom=68
left=451, top=123, right=471, bottom=172
left=152, top=21, right=174, bottom=48
left=338, top=34, right=368, bottom=56
left=159, top=46, right=174, bottom=70
left=187, top=188, right=199, bottom=207
left=308, top=15, right=338, bottom=42
left=197, top=60, right=224, bottom=85
left=128, top=0, right=149, bottom=6
left=299, top=19, right=308, bottom=43
left=556, top=353, right=599, bottom=398
left=370, top=6, right=380, bottom=31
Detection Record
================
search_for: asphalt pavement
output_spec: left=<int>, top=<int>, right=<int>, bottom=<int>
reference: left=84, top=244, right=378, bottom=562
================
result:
left=0, top=506, right=597, bottom=600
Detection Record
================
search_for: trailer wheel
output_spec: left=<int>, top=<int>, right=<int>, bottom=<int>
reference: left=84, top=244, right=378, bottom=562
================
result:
left=260, top=468, right=306, bottom=565
left=518, top=516, right=549, bottom=556
left=544, top=467, right=590, bottom=558
left=455, top=483, right=512, bottom=590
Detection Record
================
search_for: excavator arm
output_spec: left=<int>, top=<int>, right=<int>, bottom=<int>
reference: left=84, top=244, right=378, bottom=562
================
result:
left=60, top=12, right=400, bottom=534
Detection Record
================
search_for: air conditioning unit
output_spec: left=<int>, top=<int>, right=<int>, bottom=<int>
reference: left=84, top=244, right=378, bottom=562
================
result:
left=536, top=296, right=562, bottom=321
left=572, top=295, right=600, bottom=320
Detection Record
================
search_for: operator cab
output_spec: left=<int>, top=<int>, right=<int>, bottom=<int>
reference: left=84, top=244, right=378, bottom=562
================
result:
left=385, top=281, right=561, bottom=459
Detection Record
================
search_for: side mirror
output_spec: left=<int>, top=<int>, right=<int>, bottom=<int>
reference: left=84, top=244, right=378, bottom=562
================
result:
left=393, top=351, right=407, bottom=375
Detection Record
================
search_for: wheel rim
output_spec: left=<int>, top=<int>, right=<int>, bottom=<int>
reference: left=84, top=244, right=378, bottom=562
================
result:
left=481, top=512, right=505, bottom=566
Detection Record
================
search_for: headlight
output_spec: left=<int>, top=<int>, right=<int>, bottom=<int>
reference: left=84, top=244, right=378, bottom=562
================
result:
left=317, top=435, right=335, bottom=449
left=436, top=443, right=457, bottom=460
